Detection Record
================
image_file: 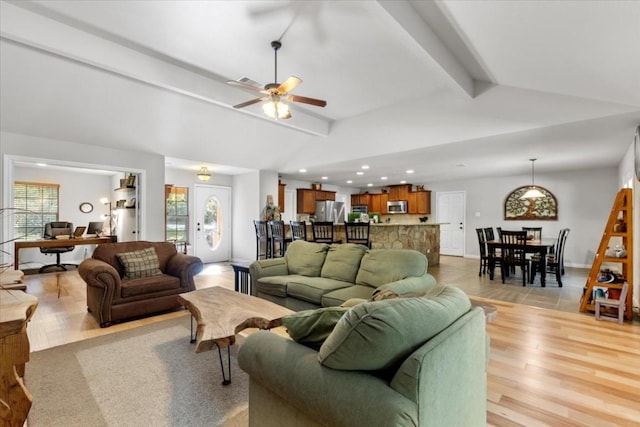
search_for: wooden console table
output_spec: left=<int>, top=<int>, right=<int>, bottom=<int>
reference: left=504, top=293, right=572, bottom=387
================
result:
left=0, top=289, right=38, bottom=426
left=13, top=236, right=112, bottom=269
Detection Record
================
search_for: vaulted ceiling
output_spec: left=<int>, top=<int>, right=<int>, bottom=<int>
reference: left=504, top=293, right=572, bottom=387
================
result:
left=1, top=0, right=639, bottom=187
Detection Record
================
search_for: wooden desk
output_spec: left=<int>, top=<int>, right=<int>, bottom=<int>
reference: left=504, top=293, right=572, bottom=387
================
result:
left=0, top=289, right=38, bottom=426
left=486, top=239, right=555, bottom=286
left=14, top=237, right=112, bottom=269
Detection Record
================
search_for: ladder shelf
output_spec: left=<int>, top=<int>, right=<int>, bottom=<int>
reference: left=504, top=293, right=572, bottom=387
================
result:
left=579, top=188, right=633, bottom=320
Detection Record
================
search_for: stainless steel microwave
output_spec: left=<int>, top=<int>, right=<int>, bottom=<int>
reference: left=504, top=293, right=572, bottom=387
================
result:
left=387, top=200, right=408, bottom=214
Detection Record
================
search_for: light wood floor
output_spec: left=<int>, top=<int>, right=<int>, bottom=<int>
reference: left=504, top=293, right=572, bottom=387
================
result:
left=20, top=257, right=640, bottom=426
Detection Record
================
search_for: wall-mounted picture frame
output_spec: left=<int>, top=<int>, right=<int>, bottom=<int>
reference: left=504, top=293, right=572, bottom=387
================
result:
left=504, top=186, right=558, bottom=220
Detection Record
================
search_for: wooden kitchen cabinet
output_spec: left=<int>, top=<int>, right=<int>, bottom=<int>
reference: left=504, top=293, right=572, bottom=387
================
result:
left=278, top=182, right=286, bottom=213
left=414, top=190, right=431, bottom=214
left=351, top=194, right=370, bottom=206
left=297, top=189, right=316, bottom=214
left=407, top=192, right=417, bottom=214
left=369, top=193, right=388, bottom=214
left=297, top=189, right=336, bottom=214
left=388, top=184, right=412, bottom=201
left=316, top=190, right=335, bottom=201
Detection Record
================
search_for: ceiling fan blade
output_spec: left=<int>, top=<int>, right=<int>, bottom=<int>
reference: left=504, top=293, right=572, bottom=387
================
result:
left=287, top=94, right=327, bottom=107
left=278, top=76, right=302, bottom=95
left=233, top=97, right=265, bottom=109
left=227, top=80, right=268, bottom=94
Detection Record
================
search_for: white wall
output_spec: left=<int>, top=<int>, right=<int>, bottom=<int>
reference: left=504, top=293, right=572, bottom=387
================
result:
left=427, top=167, right=619, bottom=269
left=233, top=171, right=261, bottom=263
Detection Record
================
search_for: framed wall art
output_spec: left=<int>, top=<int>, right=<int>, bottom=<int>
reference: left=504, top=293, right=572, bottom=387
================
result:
left=504, top=186, right=558, bottom=220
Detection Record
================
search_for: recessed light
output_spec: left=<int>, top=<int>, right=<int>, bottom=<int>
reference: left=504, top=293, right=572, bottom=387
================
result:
left=361, top=165, right=370, bottom=169
left=400, top=180, right=407, bottom=184
left=299, top=168, right=307, bottom=173
left=367, top=183, right=373, bottom=187
left=406, top=170, right=414, bottom=174
left=37, top=163, right=47, bottom=167
left=381, top=177, right=388, bottom=180
left=356, top=171, right=364, bottom=175
left=321, top=176, right=328, bottom=180
left=346, top=180, right=353, bottom=184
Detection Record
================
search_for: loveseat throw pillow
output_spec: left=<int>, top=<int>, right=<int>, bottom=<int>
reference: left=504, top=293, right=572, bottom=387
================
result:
left=285, top=240, right=329, bottom=277
left=320, top=244, right=367, bottom=283
left=318, top=285, right=471, bottom=370
left=281, top=306, right=349, bottom=349
left=116, top=247, right=163, bottom=279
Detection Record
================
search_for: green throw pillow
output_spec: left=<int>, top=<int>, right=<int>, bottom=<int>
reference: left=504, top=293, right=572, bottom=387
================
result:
left=318, top=286, right=471, bottom=371
left=116, top=247, right=163, bottom=279
left=281, top=306, right=349, bottom=349
left=320, top=244, right=367, bottom=283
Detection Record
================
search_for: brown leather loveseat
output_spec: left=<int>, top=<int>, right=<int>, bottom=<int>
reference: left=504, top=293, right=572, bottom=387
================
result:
left=79, top=241, right=203, bottom=327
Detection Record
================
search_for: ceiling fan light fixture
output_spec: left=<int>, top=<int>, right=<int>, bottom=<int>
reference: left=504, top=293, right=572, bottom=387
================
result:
left=263, top=98, right=291, bottom=120
left=520, top=158, right=545, bottom=199
left=197, top=166, right=211, bottom=181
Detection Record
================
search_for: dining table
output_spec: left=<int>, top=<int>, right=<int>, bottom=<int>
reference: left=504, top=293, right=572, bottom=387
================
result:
left=486, top=238, right=556, bottom=286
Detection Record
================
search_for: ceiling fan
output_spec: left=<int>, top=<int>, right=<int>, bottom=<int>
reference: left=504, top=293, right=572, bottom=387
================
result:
left=227, top=40, right=327, bottom=120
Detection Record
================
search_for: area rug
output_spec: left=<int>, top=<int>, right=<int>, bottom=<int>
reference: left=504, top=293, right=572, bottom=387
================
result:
left=25, top=316, right=248, bottom=426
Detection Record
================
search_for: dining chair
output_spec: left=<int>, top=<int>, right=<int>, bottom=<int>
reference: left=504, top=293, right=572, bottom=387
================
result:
left=530, top=228, right=570, bottom=286
left=253, top=220, right=270, bottom=260
left=496, top=227, right=502, bottom=239
left=595, top=281, right=628, bottom=324
left=344, top=221, right=371, bottom=248
left=483, top=227, right=495, bottom=242
left=475, top=228, right=490, bottom=276
left=268, top=220, right=290, bottom=258
left=522, top=227, right=542, bottom=241
left=311, top=221, right=338, bottom=244
left=499, top=230, right=529, bottom=286
left=289, top=220, right=308, bottom=241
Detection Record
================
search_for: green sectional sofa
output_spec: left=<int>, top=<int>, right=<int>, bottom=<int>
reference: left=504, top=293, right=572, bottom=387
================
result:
left=238, top=285, right=488, bottom=426
left=249, top=240, right=438, bottom=311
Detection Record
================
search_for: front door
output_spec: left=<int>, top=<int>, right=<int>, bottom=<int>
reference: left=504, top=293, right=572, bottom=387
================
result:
left=436, top=191, right=465, bottom=256
left=194, top=185, right=231, bottom=263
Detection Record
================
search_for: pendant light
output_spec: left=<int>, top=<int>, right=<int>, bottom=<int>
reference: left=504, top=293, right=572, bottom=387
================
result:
left=197, top=167, right=211, bottom=181
left=520, top=159, right=545, bottom=199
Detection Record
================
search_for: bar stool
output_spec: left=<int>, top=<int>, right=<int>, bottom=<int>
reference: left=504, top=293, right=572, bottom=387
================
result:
left=268, top=220, right=291, bottom=258
left=290, top=220, right=308, bottom=241
left=311, top=221, right=340, bottom=243
left=253, top=220, right=270, bottom=259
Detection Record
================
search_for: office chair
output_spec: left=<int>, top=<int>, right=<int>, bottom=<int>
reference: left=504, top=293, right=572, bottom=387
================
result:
left=39, top=221, right=76, bottom=273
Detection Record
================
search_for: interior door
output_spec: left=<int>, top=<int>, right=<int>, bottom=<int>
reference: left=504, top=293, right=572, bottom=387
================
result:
left=194, top=185, right=231, bottom=263
left=436, top=191, right=465, bottom=256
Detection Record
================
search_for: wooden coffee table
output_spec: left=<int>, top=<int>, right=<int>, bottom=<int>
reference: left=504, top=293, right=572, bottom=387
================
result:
left=177, top=286, right=293, bottom=385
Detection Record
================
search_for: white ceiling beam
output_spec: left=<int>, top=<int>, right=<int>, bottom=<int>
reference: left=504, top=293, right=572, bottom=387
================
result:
left=377, top=0, right=475, bottom=98
left=0, top=1, right=330, bottom=137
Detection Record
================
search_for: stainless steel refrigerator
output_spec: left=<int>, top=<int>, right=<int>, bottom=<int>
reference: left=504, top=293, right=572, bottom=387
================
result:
left=315, top=201, right=345, bottom=223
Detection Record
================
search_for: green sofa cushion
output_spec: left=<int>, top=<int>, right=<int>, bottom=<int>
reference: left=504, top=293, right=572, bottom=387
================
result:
left=355, top=249, right=428, bottom=288
left=287, top=277, right=353, bottom=304
left=285, top=241, right=329, bottom=277
left=318, top=286, right=471, bottom=371
left=256, top=275, right=310, bottom=298
left=320, top=244, right=367, bottom=283
left=281, top=306, right=349, bottom=349
left=321, top=285, right=377, bottom=307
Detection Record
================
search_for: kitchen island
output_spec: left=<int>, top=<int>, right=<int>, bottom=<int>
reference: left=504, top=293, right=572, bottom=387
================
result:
left=305, top=223, right=440, bottom=266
